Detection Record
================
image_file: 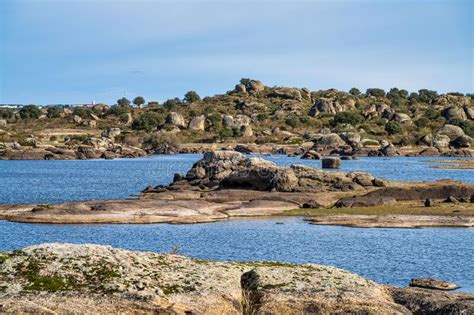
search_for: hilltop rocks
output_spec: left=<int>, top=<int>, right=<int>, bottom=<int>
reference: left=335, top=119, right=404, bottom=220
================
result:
left=188, top=115, right=206, bottom=131
left=269, top=88, right=302, bottom=100
left=166, top=112, right=186, bottom=128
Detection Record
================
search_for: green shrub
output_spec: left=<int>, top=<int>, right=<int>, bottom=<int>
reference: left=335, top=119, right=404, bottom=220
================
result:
left=450, top=119, right=474, bottom=137
left=19, top=105, right=42, bottom=119
left=385, top=121, right=402, bottom=135
left=257, top=113, right=269, bottom=121
left=415, top=117, right=430, bottom=129
left=332, top=112, right=364, bottom=126
left=208, top=113, right=222, bottom=129
left=47, top=107, right=62, bottom=118
left=218, top=128, right=233, bottom=138
left=106, top=105, right=130, bottom=116
left=285, top=115, right=299, bottom=128
left=72, top=107, right=90, bottom=119
left=117, top=97, right=131, bottom=106
left=163, top=99, right=179, bottom=111
left=424, top=106, right=440, bottom=119
left=131, top=112, right=164, bottom=132
left=299, top=116, right=310, bottom=124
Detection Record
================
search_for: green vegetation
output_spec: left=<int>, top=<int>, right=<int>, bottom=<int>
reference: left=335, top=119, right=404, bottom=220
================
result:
left=19, top=105, right=42, bottom=119
left=133, top=96, right=145, bottom=107
left=385, top=121, right=402, bottom=135
left=332, top=112, right=364, bottom=126
left=132, top=112, right=164, bottom=132
left=184, top=90, right=201, bottom=103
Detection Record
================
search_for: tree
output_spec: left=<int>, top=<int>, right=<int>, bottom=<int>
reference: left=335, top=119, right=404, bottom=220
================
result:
left=349, top=88, right=361, bottom=96
left=133, top=96, right=145, bottom=108
left=19, top=105, right=42, bottom=119
left=418, top=89, right=438, bottom=104
left=366, top=88, right=386, bottom=97
left=117, top=97, right=131, bottom=106
left=184, top=91, right=201, bottom=103
left=385, top=121, right=401, bottom=135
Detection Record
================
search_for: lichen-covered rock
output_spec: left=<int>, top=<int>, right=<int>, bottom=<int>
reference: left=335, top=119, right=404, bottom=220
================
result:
left=0, top=243, right=422, bottom=314
left=188, top=115, right=206, bottom=131
left=441, top=106, right=467, bottom=121
left=311, top=133, right=347, bottom=149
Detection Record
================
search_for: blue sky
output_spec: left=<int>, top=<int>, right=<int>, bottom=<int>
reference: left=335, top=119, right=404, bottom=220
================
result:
left=0, top=0, right=472, bottom=105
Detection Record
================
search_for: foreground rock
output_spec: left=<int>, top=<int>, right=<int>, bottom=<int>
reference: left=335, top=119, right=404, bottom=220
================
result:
left=1, top=243, right=471, bottom=314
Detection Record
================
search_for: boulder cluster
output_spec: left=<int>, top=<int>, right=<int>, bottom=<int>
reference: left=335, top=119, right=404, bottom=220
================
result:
left=178, top=151, right=385, bottom=192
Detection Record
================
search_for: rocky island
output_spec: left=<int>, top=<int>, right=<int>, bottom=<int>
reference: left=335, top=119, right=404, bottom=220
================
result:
left=1, top=150, right=473, bottom=228
left=0, top=243, right=472, bottom=314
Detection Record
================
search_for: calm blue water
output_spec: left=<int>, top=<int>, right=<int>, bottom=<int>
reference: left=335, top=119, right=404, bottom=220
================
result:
left=0, top=218, right=472, bottom=292
left=0, top=155, right=472, bottom=204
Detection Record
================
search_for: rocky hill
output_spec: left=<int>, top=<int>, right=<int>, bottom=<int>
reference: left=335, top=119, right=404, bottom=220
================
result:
left=1, top=243, right=472, bottom=314
left=1, top=79, right=473, bottom=159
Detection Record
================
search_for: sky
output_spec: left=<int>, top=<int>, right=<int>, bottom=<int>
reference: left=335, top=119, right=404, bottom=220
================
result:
left=0, top=0, right=472, bottom=105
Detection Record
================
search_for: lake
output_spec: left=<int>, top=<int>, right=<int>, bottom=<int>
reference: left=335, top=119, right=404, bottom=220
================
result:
left=0, top=154, right=473, bottom=292
left=0, top=218, right=472, bottom=292
left=0, top=154, right=472, bottom=204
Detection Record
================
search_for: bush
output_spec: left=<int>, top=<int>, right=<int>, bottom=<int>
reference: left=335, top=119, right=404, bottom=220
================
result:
left=47, top=107, right=62, bottom=119
left=131, top=112, right=164, bottom=132
left=208, top=113, right=222, bottom=129
left=72, top=107, right=90, bottom=119
left=0, top=108, right=14, bottom=119
left=415, top=117, right=430, bottom=129
left=218, top=128, right=233, bottom=138
left=385, top=121, right=402, bottom=135
left=424, top=106, right=440, bottom=119
left=257, top=113, right=269, bottom=121
left=299, top=116, right=310, bottom=124
left=450, top=119, right=474, bottom=137
left=285, top=115, right=300, bottom=128
left=418, top=89, right=438, bottom=103
left=106, top=105, right=130, bottom=116
left=332, top=112, right=364, bottom=126
left=184, top=91, right=200, bottom=103
left=366, top=88, right=386, bottom=97
left=163, top=99, right=179, bottom=111
left=19, top=105, right=42, bottom=119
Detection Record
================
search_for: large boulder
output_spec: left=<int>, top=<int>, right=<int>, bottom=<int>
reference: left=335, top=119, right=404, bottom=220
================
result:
left=234, top=83, right=247, bottom=93
left=166, top=112, right=186, bottom=128
left=240, top=125, right=253, bottom=137
left=437, top=124, right=465, bottom=140
left=465, top=106, right=474, bottom=120
left=308, top=98, right=335, bottom=116
left=392, top=113, right=412, bottom=124
left=441, top=106, right=467, bottom=121
left=451, top=135, right=473, bottom=148
left=433, top=134, right=451, bottom=149
left=339, top=132, right=361, bottom=147
left=312, top=133, right=347, bottom=149
left=0, top=119, right=6, bottom=127
left=188, top=115, right=205, bottom=131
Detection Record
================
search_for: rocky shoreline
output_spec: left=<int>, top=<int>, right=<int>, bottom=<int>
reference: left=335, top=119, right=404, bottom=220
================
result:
left=1, top=150, right=473, bottom=227
left=0, top=243, right=472, bottom=314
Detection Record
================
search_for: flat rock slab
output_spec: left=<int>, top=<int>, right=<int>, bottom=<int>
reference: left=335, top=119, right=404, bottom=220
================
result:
left=308, top=214, right=474, bottom=228
left=410, top=278, right=460, bottom=291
